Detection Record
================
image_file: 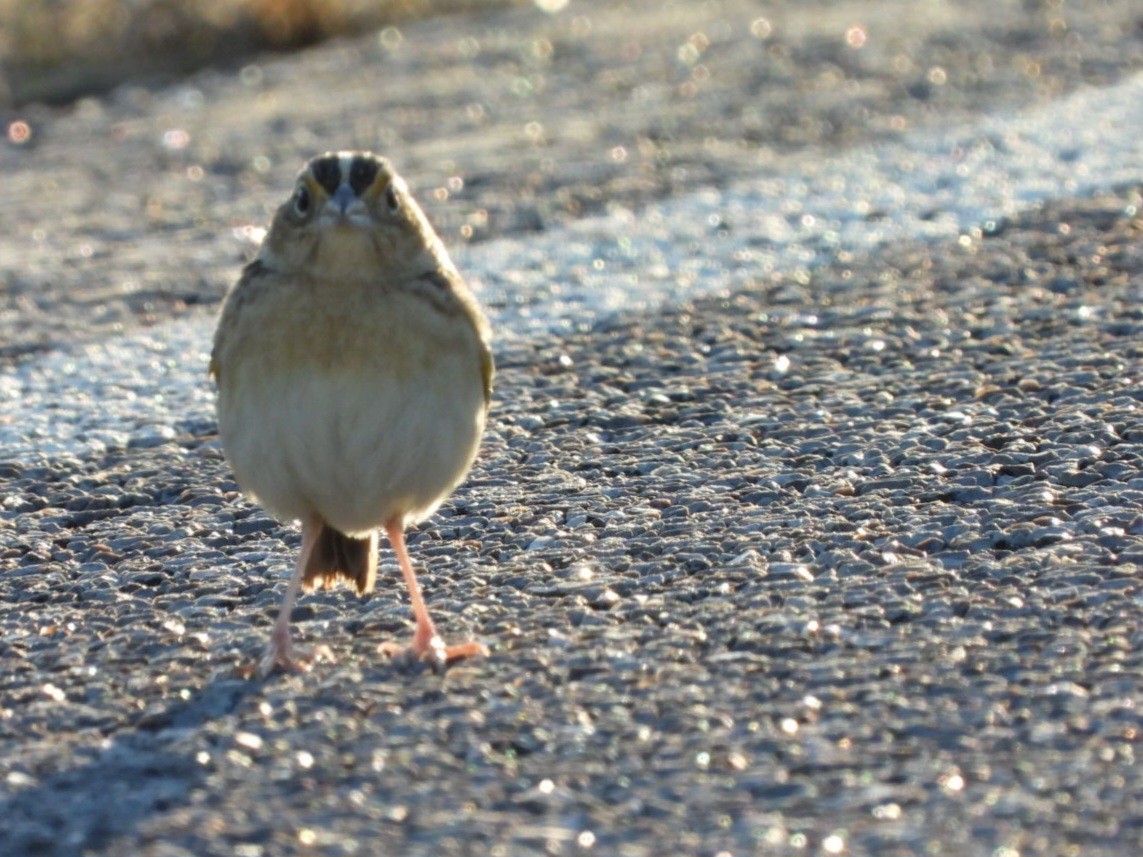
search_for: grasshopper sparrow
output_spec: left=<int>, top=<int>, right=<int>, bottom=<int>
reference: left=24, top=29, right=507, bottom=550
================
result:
left=211, top=151, right=492, bottom=677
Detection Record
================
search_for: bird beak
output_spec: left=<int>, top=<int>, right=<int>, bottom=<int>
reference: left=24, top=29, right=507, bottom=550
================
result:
left=330, top=185, right=356, bottom=216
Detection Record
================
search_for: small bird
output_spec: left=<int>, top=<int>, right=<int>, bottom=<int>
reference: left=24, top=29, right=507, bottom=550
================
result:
left=211, top=151, right=492, bottom=677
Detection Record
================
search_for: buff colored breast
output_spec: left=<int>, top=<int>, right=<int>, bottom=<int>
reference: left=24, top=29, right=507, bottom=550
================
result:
left=214, top=269, right=487, bottom=536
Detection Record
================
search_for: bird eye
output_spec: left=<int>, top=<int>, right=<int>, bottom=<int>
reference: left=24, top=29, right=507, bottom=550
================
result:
left=293, top=185, right=311, bottom=216
left=385, top=185, right=401, bottom=213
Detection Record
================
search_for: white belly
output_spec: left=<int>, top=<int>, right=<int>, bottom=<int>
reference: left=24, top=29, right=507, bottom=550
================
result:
left=217, top=353, right=485, bottom=535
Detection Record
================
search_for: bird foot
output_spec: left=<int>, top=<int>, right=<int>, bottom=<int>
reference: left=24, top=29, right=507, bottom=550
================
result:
left=237, top=636, right=335, bottom=679
left=379, top=635, right=488, bottom=673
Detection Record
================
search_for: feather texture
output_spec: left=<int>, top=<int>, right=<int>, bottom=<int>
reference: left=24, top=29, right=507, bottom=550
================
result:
left=210, top=151, right=492, bottom=673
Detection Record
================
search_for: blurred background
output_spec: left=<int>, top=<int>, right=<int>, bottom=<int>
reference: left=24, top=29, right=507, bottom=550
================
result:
left=0, top=0, right=523, bottom=105
left=1, top=0, right=1140, bottom=360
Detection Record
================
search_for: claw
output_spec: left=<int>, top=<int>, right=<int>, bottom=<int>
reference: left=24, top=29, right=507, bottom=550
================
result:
left=256, top=639, right=335, bottom=678
left=236, top=622, right=335, bottom=679
left=379, top=635, right=487, bottom=673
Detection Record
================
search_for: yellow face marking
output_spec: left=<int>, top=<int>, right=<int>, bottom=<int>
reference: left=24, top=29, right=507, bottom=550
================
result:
left=300, top=174, right=325, bottom=201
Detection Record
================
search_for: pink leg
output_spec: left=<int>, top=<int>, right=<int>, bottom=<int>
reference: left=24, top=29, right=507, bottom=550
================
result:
left=254, top=515, right=334, bottom=677
left=380, top=521, right=487, bottom=670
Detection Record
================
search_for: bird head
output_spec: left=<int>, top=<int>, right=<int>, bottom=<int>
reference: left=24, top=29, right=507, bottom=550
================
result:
left=258, top=151, right=444, bottom=279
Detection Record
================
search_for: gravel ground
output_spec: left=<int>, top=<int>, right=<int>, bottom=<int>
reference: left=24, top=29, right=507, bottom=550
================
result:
left=8, top=181, right=1143, bottom=857
left=2, top=1, right=1143, bottom=856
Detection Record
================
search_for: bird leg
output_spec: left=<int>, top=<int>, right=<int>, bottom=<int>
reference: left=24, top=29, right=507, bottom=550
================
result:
left=380, top=520, right=487, bottom=671
left=253, top=515, right=335, bottom=677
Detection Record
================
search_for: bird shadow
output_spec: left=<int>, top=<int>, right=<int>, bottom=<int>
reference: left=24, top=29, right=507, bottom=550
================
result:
left=0, top=673, right=258, bottom=857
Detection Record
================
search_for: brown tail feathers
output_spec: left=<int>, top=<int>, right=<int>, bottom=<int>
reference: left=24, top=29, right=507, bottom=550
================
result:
left=303, top=521, right=377, bottom=595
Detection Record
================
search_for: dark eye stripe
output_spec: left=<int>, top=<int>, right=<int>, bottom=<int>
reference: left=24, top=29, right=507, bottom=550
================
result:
left=419, top=270, right=452, bottom=293
left=309, top=156, right=342, bottom=195
left=349, top=157, right=380, bottom=195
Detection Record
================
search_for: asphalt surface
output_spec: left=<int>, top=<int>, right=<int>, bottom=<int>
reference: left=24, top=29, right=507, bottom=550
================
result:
left=2, top=2, right=1143, bottom=856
